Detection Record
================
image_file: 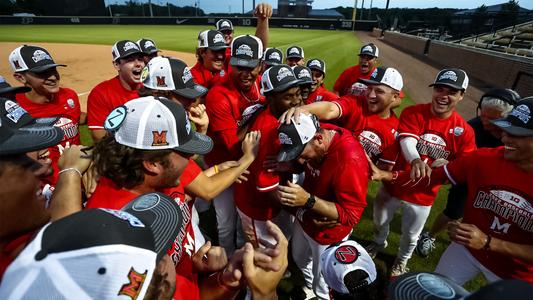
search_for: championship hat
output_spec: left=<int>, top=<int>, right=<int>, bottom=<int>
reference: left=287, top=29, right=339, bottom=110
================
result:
left=112, top=40, right=144, bottom=62
left=321, top=240, right=377, bottom=295
left=0, top=97, right=62, bottom=155
left=277, top=113, right=320, bottom=162
left=492, top=96, right=533, bottom=137
left=260, top=64, right=301, bottom=94
left=429, top=68, right=469, bottom=91
left=389, top=272, right=470, bottom=300
left=306, top=58, right=326, bottom=75
left=263, top=48, right=283, bottom=67
left=0, top=76, right=30, bottom=96
left=292, top=66, right=314, bottom=85
left=480, top=88, right=521, bottom=107
left=230, top=35, right=263, bottom=68
left=142, top=56, right=208, bottom=99
left=216, top=19, right=234, bottom=32
left=358, top=67, right=404, bottom=91
left=0, top=192, right=185, bottom=300
left=137, top=38, right=160, bottom=55
left=9, top=45, right=66, bottom=73
left=104, top=96, right=213, bottom=154
left=359, top=43, right=379, bottom=57
left=197, top=30, right=228, bottom=51
left=286, top=45, right=304, bottom=59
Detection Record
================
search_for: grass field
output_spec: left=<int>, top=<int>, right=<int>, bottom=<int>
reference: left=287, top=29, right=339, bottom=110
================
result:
left=0, top=24, right=486, bottom=295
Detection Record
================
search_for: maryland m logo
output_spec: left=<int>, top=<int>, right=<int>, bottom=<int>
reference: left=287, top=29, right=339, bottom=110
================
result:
left=156, top=76, right=167, bottom=87
left=152, top=130, right=169, bottom=146
left=118, top=267, right=147, bottom=299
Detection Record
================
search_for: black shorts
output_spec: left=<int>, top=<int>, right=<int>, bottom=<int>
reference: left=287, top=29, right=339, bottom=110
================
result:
left=443, top=183, right=467, bottom=220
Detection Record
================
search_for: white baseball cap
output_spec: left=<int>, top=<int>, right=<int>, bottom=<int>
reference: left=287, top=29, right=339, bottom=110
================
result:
left=277, top=113, right=320, bottom=162
left=358, top=67, right=403, bottom=91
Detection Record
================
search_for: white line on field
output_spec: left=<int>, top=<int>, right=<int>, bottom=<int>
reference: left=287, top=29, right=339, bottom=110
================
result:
left=78, top=91, right=89, bottom=96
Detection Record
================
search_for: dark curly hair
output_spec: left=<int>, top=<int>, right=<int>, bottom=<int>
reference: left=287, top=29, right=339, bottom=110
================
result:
left=93, top=135, right=172, bottom=189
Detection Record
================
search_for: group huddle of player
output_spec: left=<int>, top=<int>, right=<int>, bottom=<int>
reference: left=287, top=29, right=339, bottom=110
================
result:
left=0, top=2, right=532, bottom=299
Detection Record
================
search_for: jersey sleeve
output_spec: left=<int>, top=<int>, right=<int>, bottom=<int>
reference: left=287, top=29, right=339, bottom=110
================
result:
left=458, top=124, right=477, bottom=156
left=333, top=158, right=368, bottom=227
left=398, top=106, right=422, bottom=140
left=205, top=88, right=238, bottom=132
left=255, top=128, right=280, bottom=192
left=322, top=90, right=339, bottom=102
left=333, top=67, right=351, bottom=94
left=333, top=95, right=362, bottom=120
left=181, top=159, right=203, bottom=187
left=87, top=86, right=108, bottom=130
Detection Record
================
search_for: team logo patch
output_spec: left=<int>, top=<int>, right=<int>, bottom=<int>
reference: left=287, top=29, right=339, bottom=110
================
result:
left=118, top=267, right=148, bottom=300
left=268, top=51, right=281, bottom=61
left=66, top=98, right=75, bottom=108
left=104, top=105, right=127, bottom=131
left=182, top=67, right=193, bottom=84
left=140, top=66, right=149, bottom=83
left=132, top=193, right=161, bottom=211
left=54, top=116, right=78, bottom=140
left=453, top=126, right=464, bottom=136
left=416, top=273, right=456, bottom=299
left=439, top=71, right=458, bottom=82
left=361, top=45, right=374, bottom=54
left=156, top=76, right=166, bottom=87
left=289, top=47, right=300, bottom=55
left=123, top=41, right=139, bottom=52
left=32, top=50, right=52, bottom=63
left=221, top=21, right=230, bottom=28
left=276, top=67, right=292, bottom=82
left=12, top=60, right=22, bottom=70
left=144, top=40, right=155, bottom=49
left=152, top=130, right=169, bottom=146
left=370, top=68, right=379, bottom=79
left=220, top=70, right=225, bottom=77
left=236, top=44, right=253, bottom=57
left=101, top=209, right=145, bottom=228
left=213, top=33, right=225, bottom=44
left=185, top=114, right=191, bottom=135
left=309, top=60, right=321, bottom=68
left=510, top=104, right=531, bottom=124
left=279, top=132, right=292, bottom=145
left=4, top=100, right=27, bottom=123
left=297, top=69, right=311, bottom=79
left=334, top=245, right=359, bottom=264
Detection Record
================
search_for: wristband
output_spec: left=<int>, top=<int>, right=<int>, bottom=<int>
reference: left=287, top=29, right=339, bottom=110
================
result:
left=214, top=164, right=219, bottom=174
left=483, top=234, right=492, bottom=251
left=58, top=167, right=82, bottom=178
left=304, top=194, right=316, bottom=209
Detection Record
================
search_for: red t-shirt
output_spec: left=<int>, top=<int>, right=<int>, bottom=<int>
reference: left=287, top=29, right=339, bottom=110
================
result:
left=299, top=124, right=368, bottom=245
left=234, top=106, right=282, bottom=220
left=16, top=88, right=81, bottom=184
left=0, top=232, right=34, bottom=280
left=333, top=65, right=376, bottom=96
left=86, top=160, right=202, bottom=300
left=191, top=61, right=227, bottom=90
left=305, top=85, right=338, bottom=105
left=204, top=75, right=264, bottom=166
left=386, top=103, right=476, bottom=206
left=87, top=76, right=139, bottom=130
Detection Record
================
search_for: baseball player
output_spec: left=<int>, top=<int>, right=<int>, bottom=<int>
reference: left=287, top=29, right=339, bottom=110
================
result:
left=306, top=58, right=339, bottom=104
left=292, top=65, right=314, bottom=103
left=191, top=29, right=229, bottom=90
left=333, top=43, right=379, bottom=96
left=0, top=76, right=30, bottom=99
left=369, top=96, right=533, bottom=284
left=9, top=45, right=82, bottom=185
left=261, top=47, right=283, bottom=73
left=286, top=45, right=305, bottom=66
left=276, top=114, right=369, bottom=299
left=137, top=37, right=161, bottom=63
left=368, top=68, right=477, bottom=277
left=87, top=40, right=145, bottom=142
left=416, top=88, right=521, bottom=258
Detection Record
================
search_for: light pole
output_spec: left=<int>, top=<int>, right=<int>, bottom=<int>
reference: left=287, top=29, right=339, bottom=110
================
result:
left=360, top=0, right=365, bottom=20
left=148, top=0, right=154, bottom=17
left=352, top=0, right=358, bottom=31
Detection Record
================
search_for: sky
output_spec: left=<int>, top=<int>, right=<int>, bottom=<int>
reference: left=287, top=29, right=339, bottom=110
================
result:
left=107, top=1, right=533, bottom=14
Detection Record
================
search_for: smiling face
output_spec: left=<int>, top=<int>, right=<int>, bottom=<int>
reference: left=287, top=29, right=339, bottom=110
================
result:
left=501, top=132, right=533, bottom=165
left=200, top=48, right=226, bottom=72
left=430, top=85, right=464, bottom=119
left=220, top=30, right=233, bottom=45
left=114, top=53, right=146, bottom=88
left=230, top=64, right=261, bottom=92
left=15, top=67, right=60, bottom=96
left=365, top=84, right=399, bottom=117
left=310, top=70, right=324, bottom=93
left=286, top=57, right=304, bottom=67
left=270, top=86, right=302, bottom=117
left=358, top=54, right=377, bottom=75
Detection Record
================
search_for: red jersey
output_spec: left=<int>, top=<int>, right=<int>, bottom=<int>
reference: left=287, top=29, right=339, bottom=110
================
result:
left=204, top=75, right=264, bottom=166
left=234, top=106, right=282, bottom=220
left=305, top=85, right=338, bottom=105
left=191, top=61, right=227, bottom=90
left=87, top=76, right=139, bottom=130
left=333, top=65, right=376, bottom=96
left=16, top=88, right=81, bottom=184
left=299, top=124, right=368, bottom=245
left=0, top=232, right=34, bottom=280
left=86, top=160, right=202, bottom=300
left=386, top=103, right=476, bottom=206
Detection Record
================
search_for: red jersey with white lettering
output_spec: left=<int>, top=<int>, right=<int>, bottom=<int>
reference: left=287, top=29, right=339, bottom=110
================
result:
left=204, top=75, right=264, bottom=166
left=386, top=103, right=476, bottom=206
left=191, top=61, right=227, bottom=90
left=305, top=85, right=338, bottom=105
left=16, top=88, right=81, bottom=184
left=86, top=160, right=202, bottom=300
left=333, top=65, right=376, bottom=96
left=87, top=76, right=139, bottom=130
left=299, top=124, right=368, bottom=245
left=234, top=106, right=282, bottom=220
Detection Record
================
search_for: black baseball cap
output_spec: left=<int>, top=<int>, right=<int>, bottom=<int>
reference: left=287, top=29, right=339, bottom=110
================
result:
left=481, top=88, right=521, bottom=106
left=293, top=66, right=314, bottom=85
left=263, top=48, right=283, bottom=67
left=306, top=58, right=326, bottom=75
left=388, top=272, right=469, bottom=300
left=260, top=64, right=301, bottom=94
left=9, top=45, right=67, bottom=73
left=142, top=56, right=208, bottom=100
left=286, top=46, right=304, bottom=59
left=137, top=38, right=160, bottom=55
left=112, top=40, right=144, bottom=61
left=0, top=76, right=30, bottom=96
left=359, top=43, right=379, bottom=57
left=492, top=96, right=533, bottom=137
left=0, top=97, right=63, bottom=155
left=465, top=279, right=533, bottom=300
left=277, top=114, right=320, bottom=162
left=216, top=19, right=234, bottom=31
left=230, top=35, right=263, bottom=68
left=198, top=30, right=228, bottom=51
left=429, top=68, right=469, bottom=91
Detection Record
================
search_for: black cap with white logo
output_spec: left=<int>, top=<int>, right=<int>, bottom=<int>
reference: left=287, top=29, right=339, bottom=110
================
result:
left=293, top=66, right=314, bottom=85
left=261, top=64, right=301, bottom=95
left=263, top=48, right=283, bottom=67
left=216, top=19, right=234, bottom=31
left=111, top=40, right=144, bottom=61
left=286, top=46, right=304, bottom=59
left=277, top=114, right=320, bottom=162
left=198, top=30, right=228, bottom=51
left=359, top=43, right=379, bottom=57
left=306, top=58, right=326, bottom=75
left=429, top=68, right=469, bottom=91
left=137, top=38, right=160, bottom=55
left=0, top=76, right=30, bottom=96
left=358, top=67, right=403, bottom=91
left=9, top=45, right=67, bottom=73
left=230, top=35, right=263, bottom=68
left=492, top=96, right=533, bottom=137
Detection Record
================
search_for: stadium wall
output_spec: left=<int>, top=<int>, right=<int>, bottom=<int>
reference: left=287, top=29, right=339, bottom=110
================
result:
left=383, top=31, right=533, bottom=96
left=0, top=16, right=377, bottom=31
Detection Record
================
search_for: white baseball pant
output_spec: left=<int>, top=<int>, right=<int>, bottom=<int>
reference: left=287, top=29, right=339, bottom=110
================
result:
left=373, top=186, right=432, bottom=263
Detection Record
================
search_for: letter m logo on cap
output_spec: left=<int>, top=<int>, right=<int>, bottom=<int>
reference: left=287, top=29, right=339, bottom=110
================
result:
left=152, top=130, right=169, bottom=146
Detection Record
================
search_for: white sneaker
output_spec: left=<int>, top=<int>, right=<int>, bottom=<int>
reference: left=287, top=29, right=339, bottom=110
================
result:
left=365, top=240, right=388, bottom=259
left=390, top=259, right=409, bottom=277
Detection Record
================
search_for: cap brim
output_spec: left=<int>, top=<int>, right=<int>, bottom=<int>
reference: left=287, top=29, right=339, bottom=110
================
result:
left=277, top=143, right=305, bottom=162
left=297, top=78, right=314, bottom=86
left=358, top=53, right=377, bottom=58
left=145, top=49, right=160, bottom=55
left=0, top=126, right=64, bottom=155
left=172, top=84, right=208, bottom=100
left=389, top=272, right=469, bottom=300
left=208, top=45, right=229, bottom=51
left=286, top=55, right=303, bottom=59
left=0, top=86, right=31, bottom=95
left=28, top=64, right=67, bottom=73
left=265, top=61, right=281, bottom=67
left=114, top=50, right=145, bottom=61
left=429, top=83, right=465, bottom=91
left=230, top=57, right=260, bottom=68
left=33, top=116, right=60, bottom=127
left=174, top=132, right=213, bottom=155
left=272, top=79, right=302, bottom=92
left=491, top=119, right=533, bottom=137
